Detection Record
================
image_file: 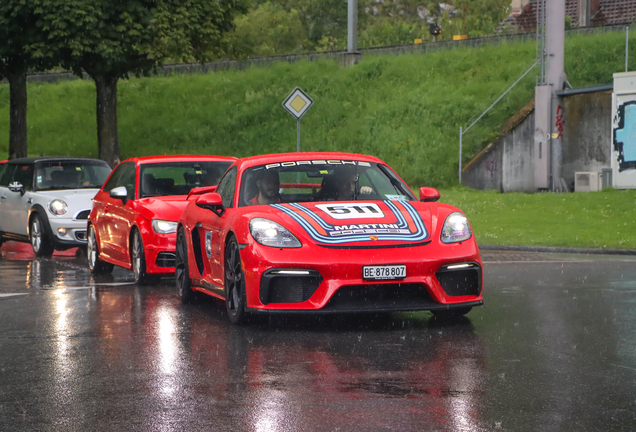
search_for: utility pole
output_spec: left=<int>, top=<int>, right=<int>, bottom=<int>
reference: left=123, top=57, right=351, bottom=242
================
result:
left=341, top=0, right=362, bottom=66
left=534, top=0, right=566, bottom=191
left=348, top=0, right=357, bottom=53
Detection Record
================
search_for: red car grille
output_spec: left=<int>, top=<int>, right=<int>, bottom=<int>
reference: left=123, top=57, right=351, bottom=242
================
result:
left=322, top=283, right=435, bottom=312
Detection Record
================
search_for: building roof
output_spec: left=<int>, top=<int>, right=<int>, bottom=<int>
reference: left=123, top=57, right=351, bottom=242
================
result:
left=498, top=0, right=636, bottom=34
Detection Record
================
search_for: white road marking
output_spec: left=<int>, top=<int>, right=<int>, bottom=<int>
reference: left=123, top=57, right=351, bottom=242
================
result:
left=40, top=282, right=136, bottom=290
left=0, top=293, right=28, bottom=298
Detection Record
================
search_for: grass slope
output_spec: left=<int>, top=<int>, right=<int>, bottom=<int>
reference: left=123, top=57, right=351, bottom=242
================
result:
left=0, top=31, right=632, bottom=190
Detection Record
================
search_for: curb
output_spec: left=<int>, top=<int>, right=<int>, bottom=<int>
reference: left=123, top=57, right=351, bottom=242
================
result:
left=478, top=244, right=636, bottom=256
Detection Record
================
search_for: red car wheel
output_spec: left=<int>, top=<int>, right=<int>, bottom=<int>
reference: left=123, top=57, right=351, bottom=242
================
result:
left=224, top=235, right=247, bottom=324
left=176, top=226, right=195, bottom=302
left=87, top=225, right=114, bottom=274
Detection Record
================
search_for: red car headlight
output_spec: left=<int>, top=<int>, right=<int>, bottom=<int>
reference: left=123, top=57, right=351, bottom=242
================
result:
left=249, top=218, right=301, bottom=248
left=152, top=219, right=178, bottom=234
left=441, top=212, right=472, bottom=243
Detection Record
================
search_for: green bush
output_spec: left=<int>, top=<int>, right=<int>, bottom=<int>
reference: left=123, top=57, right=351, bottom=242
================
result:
left=226, top=2, right=309, bottom=57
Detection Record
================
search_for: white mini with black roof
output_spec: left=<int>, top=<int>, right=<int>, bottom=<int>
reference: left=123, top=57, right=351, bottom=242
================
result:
left=0, top=157, right=112, bottom=256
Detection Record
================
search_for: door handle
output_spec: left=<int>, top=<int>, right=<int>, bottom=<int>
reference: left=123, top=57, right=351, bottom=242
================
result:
left=0, top=196, right=5, bottom=200
left=104, top=206, right=109, bottom=213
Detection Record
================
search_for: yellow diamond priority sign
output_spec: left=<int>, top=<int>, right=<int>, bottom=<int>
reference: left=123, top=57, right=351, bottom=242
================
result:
left=283, top=87, right=313, bottom=119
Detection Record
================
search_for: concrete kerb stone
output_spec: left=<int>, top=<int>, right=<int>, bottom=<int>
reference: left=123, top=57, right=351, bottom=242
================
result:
left=479, top=244, right=636, bottom=256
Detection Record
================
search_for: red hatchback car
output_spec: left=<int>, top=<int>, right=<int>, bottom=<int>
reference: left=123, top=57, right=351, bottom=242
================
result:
left=87, top=155, right=236, bottom=283
left=176, top=152, right=483, bottom=324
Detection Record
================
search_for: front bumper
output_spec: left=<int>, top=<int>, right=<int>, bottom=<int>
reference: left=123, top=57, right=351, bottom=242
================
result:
left=48, top=217, right=90, bottom=247
left=143, top=232, right=177, bottom=274
left=240, top=240, right=483, bottom=313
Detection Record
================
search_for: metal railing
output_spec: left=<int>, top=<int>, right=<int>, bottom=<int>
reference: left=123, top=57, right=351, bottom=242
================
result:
left=458, top=60, right=539, bottom=183
left=17, top=24, right=633, bottom=84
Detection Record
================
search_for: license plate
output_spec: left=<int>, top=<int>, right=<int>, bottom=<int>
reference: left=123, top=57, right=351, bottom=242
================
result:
left=363, top=265, right=406, bottom=280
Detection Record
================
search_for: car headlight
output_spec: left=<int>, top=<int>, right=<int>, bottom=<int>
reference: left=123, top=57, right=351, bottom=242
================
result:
left=249, top=218, right=301, bottom=248
left=48, top=199, right=68, bottom=216
left=441, top=212, right=472, bottom=243
left=152, top=219, right=178, bottom=234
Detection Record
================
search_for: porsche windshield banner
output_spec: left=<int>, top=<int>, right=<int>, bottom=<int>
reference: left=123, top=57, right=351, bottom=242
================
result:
left=272, top=200, right=428, bottom=246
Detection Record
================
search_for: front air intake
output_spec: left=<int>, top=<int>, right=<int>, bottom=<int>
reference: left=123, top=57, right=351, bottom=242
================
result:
left=156, top=252, right=176, bottom=268
left=322, top=283, right=435, bottom=312
left=436, top=263, right=481, bottom=297
left=260, top=269, right=322, bottom=304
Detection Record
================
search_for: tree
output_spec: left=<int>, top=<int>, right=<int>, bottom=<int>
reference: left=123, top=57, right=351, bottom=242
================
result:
left=34, top=0, right=247, bottom=166
left=0, top=2, right=54, bottom=159
left=262, top=0, right=367, bottom=49
left=228, top=2, right=309, bottom=57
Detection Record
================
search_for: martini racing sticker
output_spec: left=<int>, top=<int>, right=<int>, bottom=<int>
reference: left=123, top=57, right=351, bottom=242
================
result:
left=272, top=200, right=428, bottom=245
left=315, top=203, right=384, bottom=219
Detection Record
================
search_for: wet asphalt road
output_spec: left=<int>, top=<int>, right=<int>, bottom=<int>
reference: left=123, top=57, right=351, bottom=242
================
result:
left=0, top=244, right=635, bottom=431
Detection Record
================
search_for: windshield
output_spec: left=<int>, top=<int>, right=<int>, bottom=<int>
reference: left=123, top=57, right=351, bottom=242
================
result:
left=239, top=160, right=416, bottom=207
left=139, top=161, right=232, bottom=198
left=35, top=161, right=112, bottom=191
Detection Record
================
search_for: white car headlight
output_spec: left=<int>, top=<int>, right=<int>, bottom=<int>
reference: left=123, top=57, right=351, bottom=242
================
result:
left=152, top=219, right=178, bottom=234
left=441, top=212, right=472, bottom=243
left=249, top=218, right=301, bottom=248
left=48, top=199, right=68, bottom=216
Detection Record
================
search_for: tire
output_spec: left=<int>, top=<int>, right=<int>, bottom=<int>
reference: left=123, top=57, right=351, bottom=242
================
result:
left=131, top=229, right=151, bottom=285
left=432, top=306, right=472, bottom=320
left=224, top=235, right=247, bottom=325
left=176, top=226, right=195, bottom=303
left=30, top=214, right=54, bottom=257
left=87, top=225, right=114, bottom=274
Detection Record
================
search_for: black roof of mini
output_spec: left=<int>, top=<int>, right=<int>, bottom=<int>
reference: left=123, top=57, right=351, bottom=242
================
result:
left=6, top=157, right=109, bottom=165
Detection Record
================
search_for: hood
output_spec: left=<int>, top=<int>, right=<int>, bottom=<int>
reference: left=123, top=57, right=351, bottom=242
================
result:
left=136, top=197, right=190, bottom=221
left=35, top=188, right=100, bottom=199
left=33, top=189, right=99, bottom=213
left=270, top=200, right=431, bottom=248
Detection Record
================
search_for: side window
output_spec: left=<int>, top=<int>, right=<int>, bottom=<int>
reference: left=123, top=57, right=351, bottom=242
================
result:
left=216, top=167, right=237, bottom=208
left=13, top=164, right=35, bottom=191
left=103, top=164, right=124, bottom=192
left=0, top=164, right=16, bottom=187
left=103, top=162, right=136, bottom=200
left=116, top=163, right=137, bottom=200
left=0, top=164, right=7, bottom=185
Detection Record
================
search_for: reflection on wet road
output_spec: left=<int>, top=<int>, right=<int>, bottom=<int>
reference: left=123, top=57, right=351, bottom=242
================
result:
left=1, top=242, right=635, bottom=431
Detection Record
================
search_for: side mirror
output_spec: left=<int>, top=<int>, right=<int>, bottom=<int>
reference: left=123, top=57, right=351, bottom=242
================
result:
left=419, top=187, right=440, bottom=202
left=187, top=185, right=217, bottom=200
left=8, top=181, right=25, bottom=196
left=196, top=192, right=225, bottom=217
left=109, top=186, right=128, bottom=203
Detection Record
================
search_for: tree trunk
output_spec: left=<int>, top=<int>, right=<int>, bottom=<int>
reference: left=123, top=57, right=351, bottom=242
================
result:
left=94, top=74, right=120, bottom=167
left=7, top=72, right=28, bottom=159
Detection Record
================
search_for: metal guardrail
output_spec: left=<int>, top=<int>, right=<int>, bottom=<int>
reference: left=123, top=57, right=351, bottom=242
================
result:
left=17, top=24, right=632, bottom=84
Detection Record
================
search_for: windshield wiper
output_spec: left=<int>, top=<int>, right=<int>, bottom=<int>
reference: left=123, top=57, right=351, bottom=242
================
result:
left=377, top=164, right=412, bottom=197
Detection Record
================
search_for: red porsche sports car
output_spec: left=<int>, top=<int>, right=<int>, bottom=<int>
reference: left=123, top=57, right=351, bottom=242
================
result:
left=176, top=152, right=483, bottom=324
left=87, top=155, right=236, bottom=283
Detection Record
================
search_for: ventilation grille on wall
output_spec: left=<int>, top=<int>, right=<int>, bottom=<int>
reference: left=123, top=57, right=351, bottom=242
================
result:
left=574, top=172, right=602, bottom=192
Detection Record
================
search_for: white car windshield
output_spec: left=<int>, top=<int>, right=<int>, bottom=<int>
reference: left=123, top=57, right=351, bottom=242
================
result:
left=35, top=161, right=112, bottom=191
left=239, top=160, right=416, bottom=207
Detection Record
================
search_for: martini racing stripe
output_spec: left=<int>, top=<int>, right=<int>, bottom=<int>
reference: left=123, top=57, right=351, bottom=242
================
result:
left=271, top=201, right=428, bottom=245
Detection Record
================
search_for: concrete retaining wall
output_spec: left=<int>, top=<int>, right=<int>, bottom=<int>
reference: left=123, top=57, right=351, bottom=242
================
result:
left=463, top=90, right=611, bottom=192
left=463, top=111, right=535, bottom=192
left=561, top=91, right=612, bottom=190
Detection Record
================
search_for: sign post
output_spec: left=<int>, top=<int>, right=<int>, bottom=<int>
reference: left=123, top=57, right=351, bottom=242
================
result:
left=282, top=87, right=313, bottom=152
